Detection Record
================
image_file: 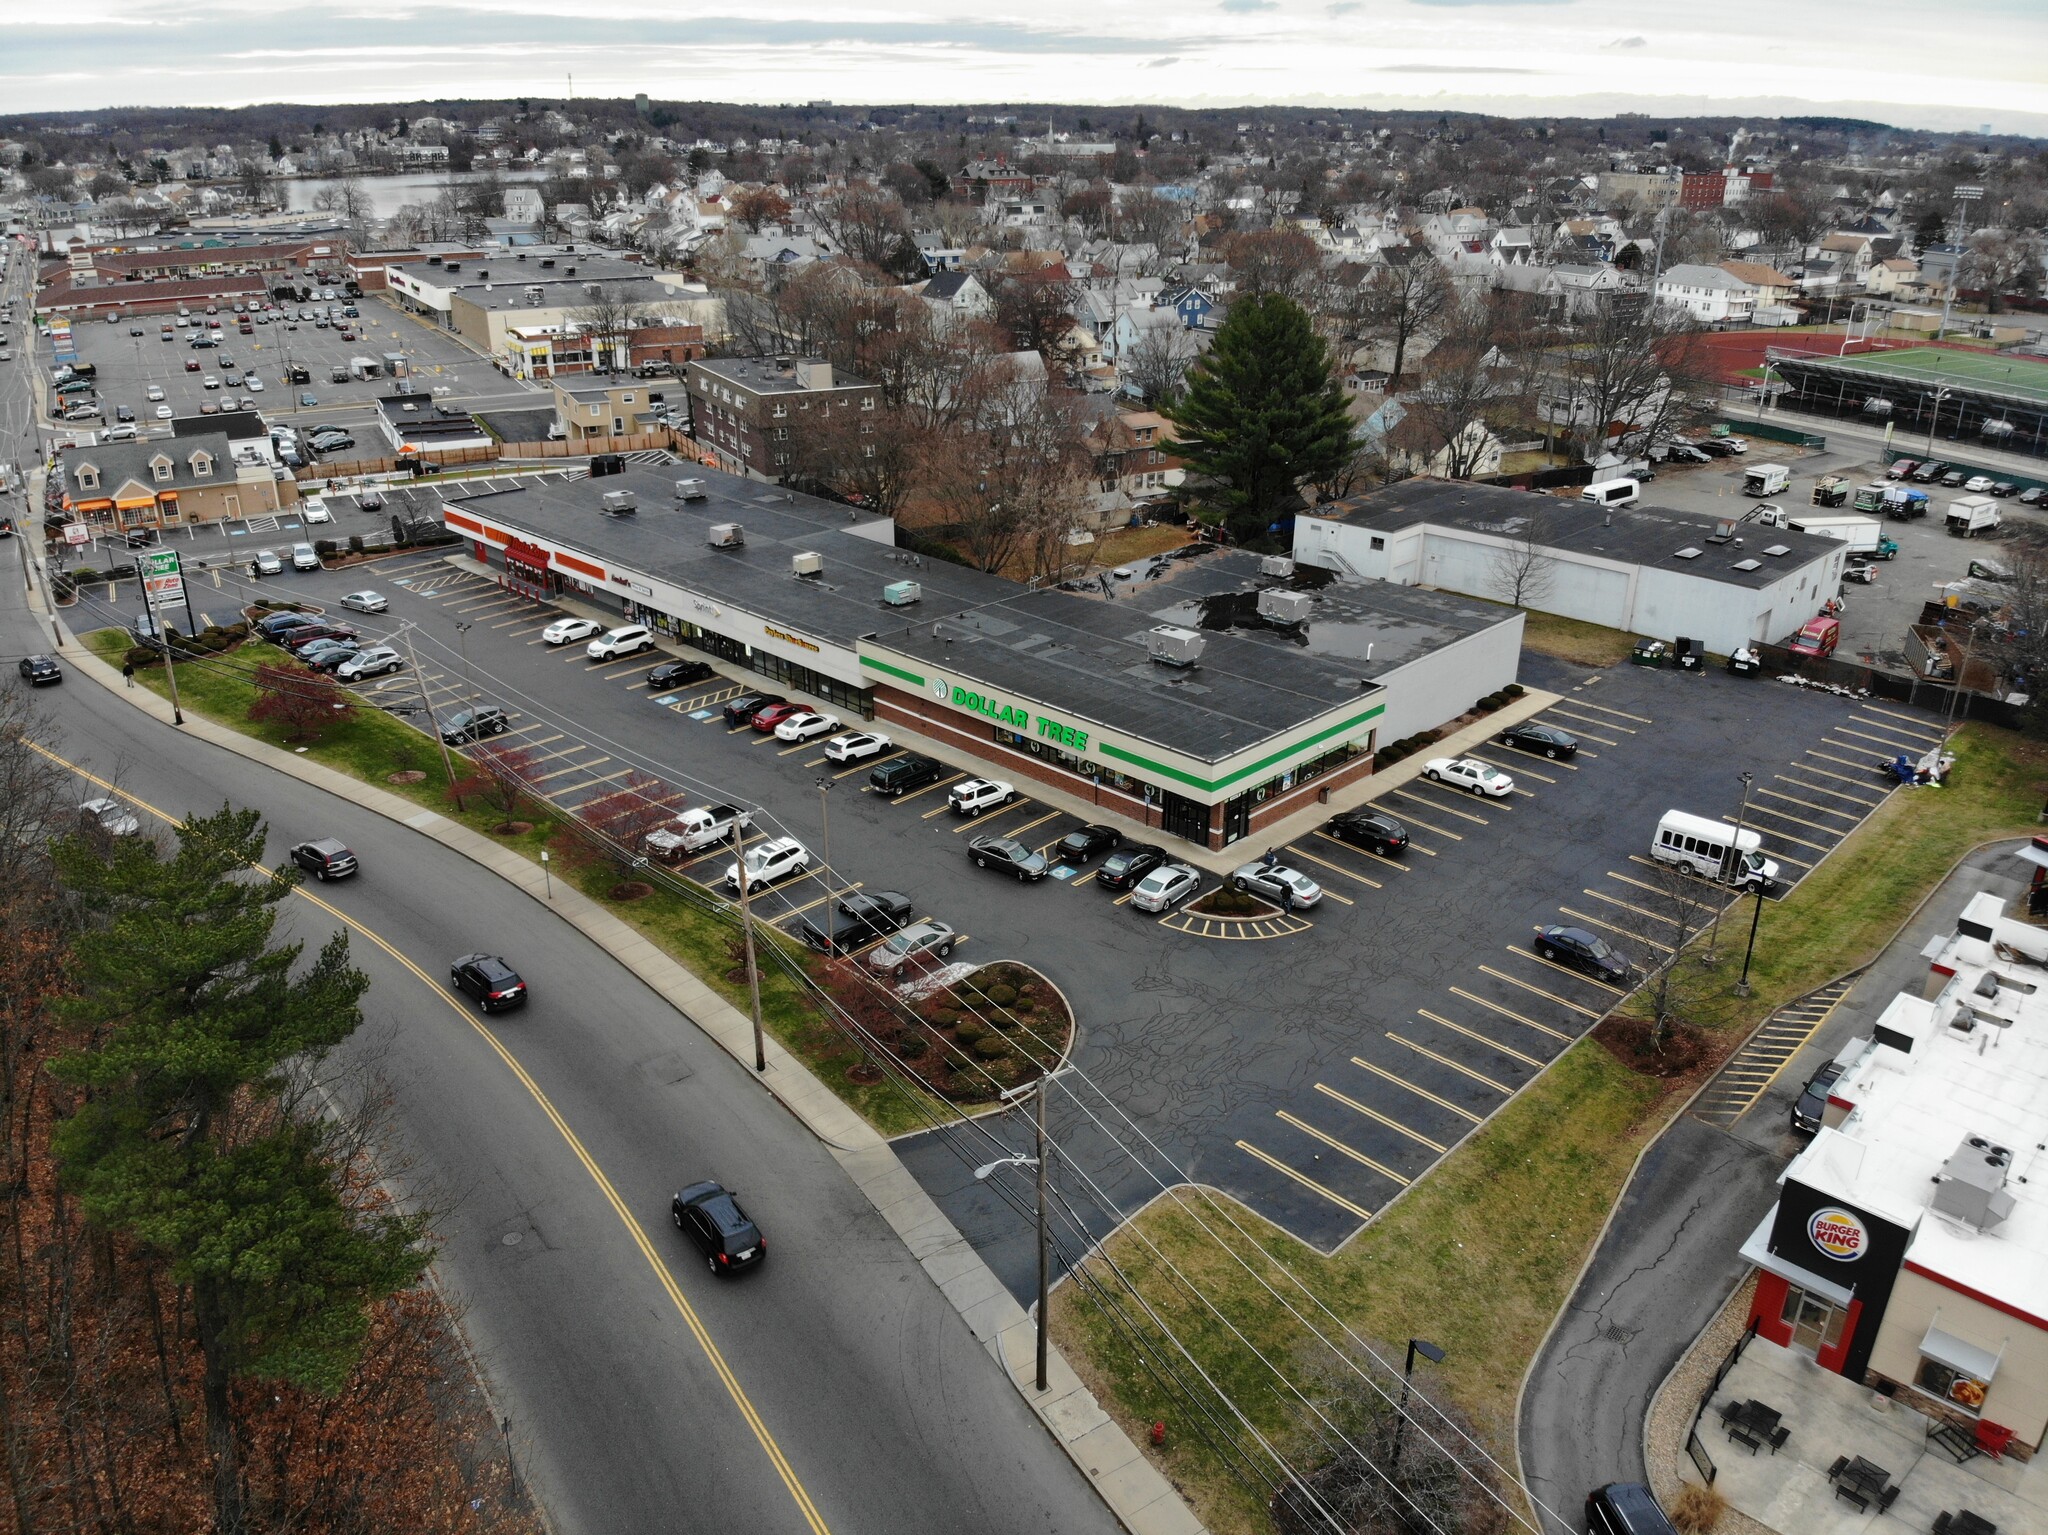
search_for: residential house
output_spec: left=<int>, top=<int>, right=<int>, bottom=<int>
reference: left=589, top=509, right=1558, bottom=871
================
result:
left=1153, top=281, right=1220, bottom=331
left=1654, top=263, right=1758, bottom=325
left=1863, top=256, right=1920, bottom=297
left=56, top=428, right=287, bottom=534
left=1718, top=260, right=1800, bottom=308
left=1549, top=262, right=1631, bottom=318
left=684, top=355, right=880, bottom=480
left=549, top=377, right=684, bottom=442
left=917, top=271, right=996, bottom=326
left=1085, top=409, right=1182, bottom=521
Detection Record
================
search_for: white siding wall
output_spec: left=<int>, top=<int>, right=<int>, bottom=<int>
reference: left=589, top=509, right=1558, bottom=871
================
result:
left=1372, top=613, right=1526, bottom=746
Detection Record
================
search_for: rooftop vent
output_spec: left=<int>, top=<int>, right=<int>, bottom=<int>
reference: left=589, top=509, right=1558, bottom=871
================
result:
left=540, top=258, right=556, bottom=269
left=427, top=254, right=443, bottom=266
left=1147, top=624, right=1206, bottom=668
left=1764, top=544, right=1792, bottom=557
left=1706, top=517, right=1736, bottom=544
left=882, top=580, right=922, bottom=607
left=443, top=262, right=460, bottom=273
left=476, top=269, right=487, bottom=279
left=565, top=266, right=577, bottom=277
left=1260, top=555, right=1295, bottom=579
left=792, top=551, right=823, bottom=578
left=1732, top=558, right=1762, bottom=572
left=1931, top=1133, right=2017, bottom=1232
left=707, top=522, right=744, bottom=549
left=1673, top=546, right=1701, bottom=559
left=517, top=252, right=528, bottom=261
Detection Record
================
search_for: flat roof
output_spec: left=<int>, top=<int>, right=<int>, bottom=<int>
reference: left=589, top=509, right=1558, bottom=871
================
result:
left=1315, top=478, right=1842, bottom=591
left=689, top=356, right=872, bottom=395
left=425, top=466, right=1388, bottom=760
left=1785, top=346, right=2048, bottom=408
left=1787, top=891, right=2048, bottom=1324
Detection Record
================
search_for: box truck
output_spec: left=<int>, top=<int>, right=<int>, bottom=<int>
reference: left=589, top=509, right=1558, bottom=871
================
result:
left=1742, top=463, right=1791, bottom=497
left=1945, top=496, right=2001, bottom=538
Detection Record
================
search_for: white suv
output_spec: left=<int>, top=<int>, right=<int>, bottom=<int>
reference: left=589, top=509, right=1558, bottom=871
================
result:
left=948, top=778, right=1017, bottom=817
left=291, top=542, right=321, bottom=571
left=723, top=836, right=811, bottom=894
left=586, top=624, right=653, bottom=660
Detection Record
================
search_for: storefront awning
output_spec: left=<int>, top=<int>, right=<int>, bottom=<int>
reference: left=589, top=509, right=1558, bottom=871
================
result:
left=1921, top=1323, right=2001, bottom=1382
left=1739, top=1212, right=1854, bottom=1307
left=71, top=498, right=114, bottom=512
left=114, top=495, right=155, bottom=510
left=156, top=491, right=179, bottom=502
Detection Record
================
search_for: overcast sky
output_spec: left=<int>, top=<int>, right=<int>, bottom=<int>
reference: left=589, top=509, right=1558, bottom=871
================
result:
left=6, top=0, right=2046, bottom=135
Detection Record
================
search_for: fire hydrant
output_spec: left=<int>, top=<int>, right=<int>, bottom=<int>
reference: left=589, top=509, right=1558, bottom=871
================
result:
left=1151, top=1421, right=1167, bottom=1447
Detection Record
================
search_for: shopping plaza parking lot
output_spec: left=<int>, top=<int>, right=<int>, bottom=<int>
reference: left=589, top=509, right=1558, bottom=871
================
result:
left=43, top=294, right=545, bottom=452
left=54, top=519, right=1950, bottom=1291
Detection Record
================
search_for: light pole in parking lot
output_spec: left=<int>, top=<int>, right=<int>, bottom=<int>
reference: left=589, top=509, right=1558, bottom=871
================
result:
left=1736, top=882, right=1766, bottom=997
left=815, top=775, right=837, bottom=945
left=976, top=1073, right=1054, bottom=1392
left=1924, top=386, right=1953, bottom=457
left=1708, top=771, right=1754, bottom=962
left=730, top=816, right=768, bottom=1073
left=453, top=618, right=475, bottom=704
left=1389, top=1338, right=1446, bottom=1481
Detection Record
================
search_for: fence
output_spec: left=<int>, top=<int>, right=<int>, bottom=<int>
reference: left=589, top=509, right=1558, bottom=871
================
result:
left=1716, top=419, right=1827, bottom=450
left=1685, top=1317, right=1762, bottom=1486
left=498, top=430, right=694, bottom=462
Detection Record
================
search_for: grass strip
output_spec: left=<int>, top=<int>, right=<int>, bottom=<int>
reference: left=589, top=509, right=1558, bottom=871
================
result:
left=1049, top=721, right=2048, bottom=1534
left=85, top=628, right=946, bottom=1134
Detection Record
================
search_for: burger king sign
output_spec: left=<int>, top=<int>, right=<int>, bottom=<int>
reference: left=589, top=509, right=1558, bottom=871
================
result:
left=1809, top=1207, right=1868, bottom=1262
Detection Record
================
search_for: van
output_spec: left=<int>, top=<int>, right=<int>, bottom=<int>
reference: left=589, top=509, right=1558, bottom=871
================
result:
left=1581, top=478, right=1639, bottom=509
left=1586, top=1483, right=1678, bottom=1535
left=1788, top=615, right=1839, bottom=660
left=1652, top=809, right=1779, bottom=892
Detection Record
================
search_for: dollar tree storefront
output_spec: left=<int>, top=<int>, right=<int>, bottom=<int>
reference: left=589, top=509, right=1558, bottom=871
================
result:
left=857, top=636, right=1386, bottom=853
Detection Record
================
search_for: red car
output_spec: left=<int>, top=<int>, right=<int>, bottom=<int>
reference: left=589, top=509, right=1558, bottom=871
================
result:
left=750, top=702, right=806, bottom=732
left=184, top=359, right=201, bottom=372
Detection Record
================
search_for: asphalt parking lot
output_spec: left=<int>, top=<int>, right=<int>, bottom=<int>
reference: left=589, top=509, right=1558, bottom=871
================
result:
left=42, top=294, right=547, bottom=455
left=53, top=534, right=1946, bottom=1290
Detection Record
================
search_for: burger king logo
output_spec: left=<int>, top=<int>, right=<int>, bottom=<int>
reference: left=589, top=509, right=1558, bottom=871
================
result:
left=1808, top=1207, right=1868, bottom=1262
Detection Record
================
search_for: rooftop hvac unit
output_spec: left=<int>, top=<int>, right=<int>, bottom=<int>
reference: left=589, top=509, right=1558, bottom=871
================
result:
left=707, top=523, right=744, bottom=549
left=674, top=478, right=708, bottom=501
left=882, top=580, right=922, bottom=607
left=600, top=489, right=637, bottom=515
left=1257, top=588, right=1313, bottom=626
left=1260, top=555, right=1295, bottom=579
left=1146, top=625, right=1206, bottom=667
left=444, top=263, right=459, bottom=273
left=540, top=258, right=555, bottom=269
left=524, top=285, right=544, bottom=302
left=792, top=552, right=823, bottom=578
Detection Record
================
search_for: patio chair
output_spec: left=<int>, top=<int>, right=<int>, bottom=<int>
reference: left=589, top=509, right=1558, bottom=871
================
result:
left=1768, top=1425, right=1790, bottom=1455
left=1827, top=1455, right=1848, bottom=1481
left=1934, top=1513, right=1952, bottom=1535
left=1878, top=1486, right=1900, bottom=1514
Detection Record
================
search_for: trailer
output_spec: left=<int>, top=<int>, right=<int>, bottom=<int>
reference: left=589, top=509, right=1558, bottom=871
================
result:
left=1786, top=513, right=1896, bottom=559
left=347, top=355, right=379, bottom=381
left=1810, top=475, right=1849, bottom=508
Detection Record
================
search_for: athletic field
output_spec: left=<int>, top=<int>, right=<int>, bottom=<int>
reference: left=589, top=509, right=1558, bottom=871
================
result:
left=1808, top=346, right=2048, bottom=405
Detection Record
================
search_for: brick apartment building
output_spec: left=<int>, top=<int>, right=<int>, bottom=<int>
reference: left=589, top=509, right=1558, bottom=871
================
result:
left=683, top=355, right=880, bottom=480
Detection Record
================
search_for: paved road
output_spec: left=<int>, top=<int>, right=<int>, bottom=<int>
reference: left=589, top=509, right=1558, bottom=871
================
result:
left=1515, top=840, right=2029, bottom=1533
left=2, top=552, right=1120, bottom=1535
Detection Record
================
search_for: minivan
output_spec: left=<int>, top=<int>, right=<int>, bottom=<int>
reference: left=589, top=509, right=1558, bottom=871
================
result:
left=869, top=753, right=944, bottom=797
left=1581, top=478, right=1640, bottom=509
left=1586, top=1483, right=1677, bottom=1535
left=1651, top=809, right=1779, bottom=892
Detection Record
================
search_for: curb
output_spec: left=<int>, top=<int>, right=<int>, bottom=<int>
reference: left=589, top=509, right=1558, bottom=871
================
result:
left=56, top=617, right=1204, bottom=1535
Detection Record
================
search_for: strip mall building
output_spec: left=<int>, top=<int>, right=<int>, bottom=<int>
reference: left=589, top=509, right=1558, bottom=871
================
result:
left=420, top=464, right=1521, bottom=851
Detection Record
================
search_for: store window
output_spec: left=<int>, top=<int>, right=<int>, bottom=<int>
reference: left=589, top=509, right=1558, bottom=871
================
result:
left=1914, top=1356, right=1991, bottom=1416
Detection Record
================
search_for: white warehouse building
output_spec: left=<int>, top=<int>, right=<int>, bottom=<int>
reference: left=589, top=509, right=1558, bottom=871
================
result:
left=1294, top=480, right=1848, bottom=656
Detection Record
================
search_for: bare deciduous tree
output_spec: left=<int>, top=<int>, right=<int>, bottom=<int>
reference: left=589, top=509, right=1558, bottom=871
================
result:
left=1362, top=248, right=1450, bottom=390
left=1121, top=320, right=1200, bottom=406
left=1488, top=509, right=1557, bottom=609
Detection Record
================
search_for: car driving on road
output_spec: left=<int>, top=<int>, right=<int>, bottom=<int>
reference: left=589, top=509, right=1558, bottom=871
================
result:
left=17, top=655, right=61, bottom=687
left=1423, top=756, right=1516, bottom=797
left=79, top=798, right=141, bottom=838
left=1791, top=1058, right=1849, bottom=1136
left=671, top=1181, right=765, bottom=1275
left=289, top=838, right=359, bottom=880
left=251, top=548, right=284, bottom=576
left=449, top=953, right=528, bottom=1011
left=339, top=590, right=387, bottom=613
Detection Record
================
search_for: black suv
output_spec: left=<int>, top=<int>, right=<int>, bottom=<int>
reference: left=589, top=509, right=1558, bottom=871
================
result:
left=1096, top=843, right=1167, bottom=891
left=647, top=658, right=716, bottom=691
left=869, top=753, right=944, bottom=797
left=798, top=890, right=914, bottom=955
left=1791, top=1058, right=1848, bottom=1135
left=449, top=953, right=527, bottom=1011
left=1323, top=809, right=1407, bottom=855
left=671, top=1180, right=765, bottom=1274
left=721, top=692, right=785, bottom=727
left=289, top=838, right=359, bottom=880
left=255, top=611, right=321, bottom=641
left=1586, top=1483, right=1677, bottom=1535
left=17, top=655, right=61, bottom=687
left=440, top=706, right=510, bottom=744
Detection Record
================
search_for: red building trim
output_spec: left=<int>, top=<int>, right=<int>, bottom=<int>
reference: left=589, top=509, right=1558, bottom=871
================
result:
left=1750, top=1272, right=1794, bottom=1347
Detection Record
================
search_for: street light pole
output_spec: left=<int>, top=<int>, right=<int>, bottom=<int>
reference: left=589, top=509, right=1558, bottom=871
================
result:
left=731, top=817, right=767, bottom=1073
left=453, top=618, right=475, bottom=703
left=1708, top=771, right=1753, bottom=960
left=398, top=621, right=462, bottom=809
left=816, top=775, right=836, bottom=945
left=1925, top=386, right=1951, bottom=457
left=1736, top=882, right=1766, bottom=997
left=1390, top=1338, right=1445, bottom=1481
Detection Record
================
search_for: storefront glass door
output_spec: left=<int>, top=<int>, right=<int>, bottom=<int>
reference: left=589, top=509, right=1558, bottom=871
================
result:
left=1781, top=1286, right=1846, bottom=1356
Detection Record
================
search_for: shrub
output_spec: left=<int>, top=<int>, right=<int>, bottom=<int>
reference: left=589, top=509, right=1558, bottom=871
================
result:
left=347, top=534, right=365, bottom=555
left=895, top=1034, right=929, bottom=1061
left=314, top=538, right=337, bottom=558
left=972, top=1035, right=1010, bottom=1061
left=984, top=983, right=1017, bottom=1007
left=123, top=645, right=160, bottom=669
left=1504, top=682, right=1526, bottom=697
left=953, top=1022, right=987, bottom=1047
left=1668, top=1482, right=1727, bottom=1534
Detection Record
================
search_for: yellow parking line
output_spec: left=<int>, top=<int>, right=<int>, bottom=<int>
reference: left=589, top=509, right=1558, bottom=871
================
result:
left=1403, top=782, right=1501, bottom=821
left=835, top=755, right=894, bottom=779
left=1068, top=871, right=1097, bottom=889
left=1541, top=712, right=1623, bottom=743
left=1511, top=946, right=1627, bottom=994
left=1387, top=1033, right=1510, bottom=1093
left=1756, top=786, right=1859, bottom=821
left=1859, top=705, right=1944, bottom=739
left=531, top=755, right=609, bottom=783
left=1275, top=1112, right=1410, bottom=1186
left=978, top=808, right=1059, bottom=842
left=1312, top=829, right=1418, bottom=867
left=1284, top=845, right=1383, bottom=889
left=891, top=774, right=965, bottom=807
left=1416, top=1010, right=1544, bottom=1068
left=1835, top=722, right=1927, bottom=752
left=550, top=767, right=630, bottom=797
left=1773, top=773, right=1881, bottom=807
left=1607, top=869, right=1687, bottom=900
left=778, top=739, right=824, bottom=755
left=1795, top=762, right=1884, bottom=795
left=1472, top=752, right=1563, bottom=781
left=1391, top=788, right=1488, bottom=826
left=1446, top=988, right=1573, bottom=1042
left=1558, top=907, right=1672, bottom=951
left=601, top=660, right=658, bottom=680
left=503, top=730, right=565, bottom=749
left=1309, top=884, right=1355, bottom=907
left=1235, top=1141, right=1376, bottom=1221
left=779, top=882, right=862, bottom=918
left=1560, top=698, right=1652, bottom=725
left=1738, top=812, right=1834, bottom=853
left=1756, top=844, right=1813, bottom=869
left=1314, top=1083, right=1447, bottom=1151
left=1350, top=1057, right=1483, bottom=1123
left=1476, top=966, right=1601, bottom=1018
left=1808, top=748, right=1882, bottom=774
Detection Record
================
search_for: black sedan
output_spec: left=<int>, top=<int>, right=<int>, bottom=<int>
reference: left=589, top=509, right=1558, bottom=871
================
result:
left=967, top=835, right=1049, bottom=881
left=1323, top=808, right=1407, bottom=855
left=1096, top=843, right=1167, bottom=891
left=440, top=706, right=510, bottom=744
left=1498, top=721, right=1579, bottom=760
left=798, top=889, right=915, bottom=955
left=1532, top=925, right=1631, bottom=985
left=721, top=692, right=785, bottom=727
left=647, top=658, right=716, bottom=691
left=671, top=1180, right=765, bottom=1275
left=1055, top=824, right=1122, bottom=864
left=449, top=953, right=528, bottom=1012
left=289, top=837, right=358, bottom=880
left=18, top=655, right=61, bottom=687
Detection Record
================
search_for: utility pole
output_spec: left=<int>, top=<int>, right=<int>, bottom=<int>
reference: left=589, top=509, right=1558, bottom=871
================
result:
left=1709, top=771, right=1753, bottom=959
left=816, top=774, right=837, bottom=945
left=977, top=1075, right=1055, bottom=1392
left=731, top=817, right=766, bottom=1072
left=137, top=564, right=184, bottom=725
left=398, top=622, right=462, bottom=806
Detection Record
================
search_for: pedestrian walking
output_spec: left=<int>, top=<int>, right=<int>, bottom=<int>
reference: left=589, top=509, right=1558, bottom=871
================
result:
left=121, top=661, right=135, bottom=689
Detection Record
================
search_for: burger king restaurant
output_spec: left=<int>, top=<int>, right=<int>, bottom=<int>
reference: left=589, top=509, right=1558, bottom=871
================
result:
left=1737, top=888, right=2048, bottom=1461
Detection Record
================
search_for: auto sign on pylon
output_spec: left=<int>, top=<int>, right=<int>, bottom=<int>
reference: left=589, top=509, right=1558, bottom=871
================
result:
left=140, top=549, right=187, bottom=611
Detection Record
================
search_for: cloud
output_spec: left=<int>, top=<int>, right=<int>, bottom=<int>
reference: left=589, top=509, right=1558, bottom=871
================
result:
left=1218, top=0, right=1279, bottom=11
left=1605, top=34, right=1648, bottom=48
left=1327, top=2, right=1363, bottom=12
left=1405, top=0, right=1575, bottom=6
left=1145, top=55, right=1184, bottom=68
left=1374, top=63, right=1543, bottom=73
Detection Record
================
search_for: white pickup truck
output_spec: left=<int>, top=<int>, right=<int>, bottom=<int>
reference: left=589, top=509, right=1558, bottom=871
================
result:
left=644, top=804, right=755, bottom=859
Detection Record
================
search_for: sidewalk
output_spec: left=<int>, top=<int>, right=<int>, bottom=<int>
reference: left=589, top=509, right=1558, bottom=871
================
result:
left=52, top=603, right=1204, bottom=1535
